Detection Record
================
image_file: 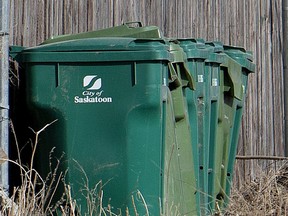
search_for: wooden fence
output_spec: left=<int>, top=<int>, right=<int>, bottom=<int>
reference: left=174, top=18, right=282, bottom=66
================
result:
left=8, top=0, right=285, bottom=183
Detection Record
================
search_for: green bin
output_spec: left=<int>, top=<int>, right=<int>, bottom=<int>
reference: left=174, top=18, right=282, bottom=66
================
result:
left=215, top=53, right=243, bottom=208
left=213, top=45, right=255, bottom=210
left=168, top=40, right=199, bottom=215
left=178, top=39, right=212, bottom=214
left=11, top=37, right=185, bottom=215
left=203, top=42, right=225, bottom=213
left=222, top=45, right=255, bottom=205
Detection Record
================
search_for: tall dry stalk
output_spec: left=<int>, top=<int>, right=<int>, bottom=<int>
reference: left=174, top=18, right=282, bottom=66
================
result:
left=6, top=120, right=66, bottom=215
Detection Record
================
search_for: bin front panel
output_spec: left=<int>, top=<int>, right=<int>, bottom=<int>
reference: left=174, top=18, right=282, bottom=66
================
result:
left=24, top=60, right=168, bottom=214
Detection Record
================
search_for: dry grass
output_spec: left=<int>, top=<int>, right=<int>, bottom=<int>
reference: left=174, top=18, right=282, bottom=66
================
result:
left=4, top=161, right=288, bottom=216
left=4, top=121, right=288, bottom=216
left=224, top=163, right=288, bottom=216
left=4, top=121, right=152, bottom=216
left=5, top=119, right=288, bottom=215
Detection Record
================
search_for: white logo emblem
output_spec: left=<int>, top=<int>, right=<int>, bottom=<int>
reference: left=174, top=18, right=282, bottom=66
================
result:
left=74, top=75, right=113, bottom=104
left=83, top=75, right=102, bottom=90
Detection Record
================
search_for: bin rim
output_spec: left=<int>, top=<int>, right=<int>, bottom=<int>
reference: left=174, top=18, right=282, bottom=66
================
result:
left=13, top=38, right=173, bottom=63
left=223, top=45, right=254, bottom=61
left=223, top=51, right=255, bottom=73
left=177, top=38, right=213, bottom=60
left=205, top=41, right=224, bottom=53
left=177, top=38, right=207, bottom=50
left=21, top=37, right=170, bottom=53
left=41, top=23, right=163, bottom=45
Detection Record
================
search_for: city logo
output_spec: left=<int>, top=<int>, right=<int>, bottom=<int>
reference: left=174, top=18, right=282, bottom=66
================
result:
left=74, top=75, right=113, bottom=104
left=83, top=75, right=102, bottom=90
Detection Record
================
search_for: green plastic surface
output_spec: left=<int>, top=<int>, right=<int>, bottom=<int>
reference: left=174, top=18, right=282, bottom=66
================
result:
left=204, top=42, right=225, bottom=214
left=15, top=38, right=171, bottom=63
left=222, top=45, right=255, bottom=207
left=13, top=37, right=185, bottom=215
left=42, top=22, right=163, bottom=44
left=209, top=44, right=255, bottom=211
left=162, top=86, right=183, bottom=215
left=168, top=41, right=199, bottom=215
left=178, top=39, right=212, bottom=215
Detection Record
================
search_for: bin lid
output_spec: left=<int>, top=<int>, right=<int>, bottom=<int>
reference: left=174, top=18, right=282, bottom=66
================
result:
left=167, top=40, right=195, bottom=90
left=221, top=56, right=245, bottom=100
left=223, top=45, right=255, bottom=73
left=177, top=38, right=206, bottom=50
left=223, top=45, right=253, bottom=61
left=204, top=42, right=225, bottom=64
left=168, top=40, right=188, bottom=63
left=205, top=41, right=224, bottom=53
left=42, top=22, right=163, bottom=45
left=15, top=37, right=172, bottom=63
left=177, top=39, right=211, bottom=59
left=9, top=45, right=26, bottom=59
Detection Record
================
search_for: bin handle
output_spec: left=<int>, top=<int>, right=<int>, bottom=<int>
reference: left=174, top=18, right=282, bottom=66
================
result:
left=123, top=21, right=143, bottom=28
left=168, top=63, right=195, bottom=90
left=181, top=63, right=196, bottom=90
left=168, top=63, right=181, bottom=89
left=9, top=45, right=26, bottom=60
left=221, top=61, right=244, bottom=100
